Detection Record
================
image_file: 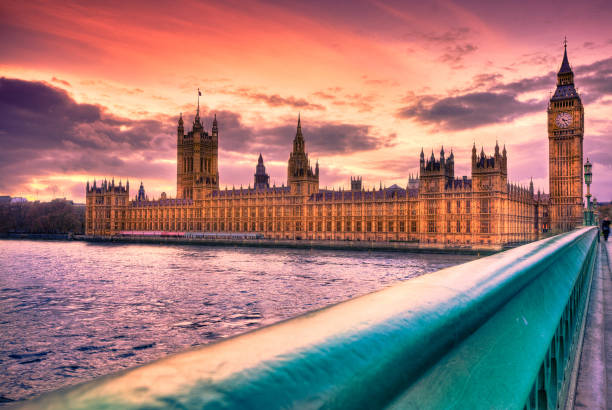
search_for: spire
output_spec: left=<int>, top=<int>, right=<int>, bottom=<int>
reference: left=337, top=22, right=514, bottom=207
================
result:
left=197, top=88, right=201, bottom=115
left=194, top=89, right=202, bottom=127
left=258, top=152, right=263, bottom=164
left=559, top=37, right=572, bottom=74
left=292, top=113, right=305, bottom=153
left=211, top=113, right=218, bottom=137
left=296, top=113, right=302, bottom=137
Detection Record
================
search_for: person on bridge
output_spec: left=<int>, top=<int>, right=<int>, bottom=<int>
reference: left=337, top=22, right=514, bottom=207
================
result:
left=602, top=216, right=610, bottom=241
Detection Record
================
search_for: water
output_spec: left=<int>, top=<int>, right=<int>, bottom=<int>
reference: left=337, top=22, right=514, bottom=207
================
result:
left=0, top=239, right=476, bottom=404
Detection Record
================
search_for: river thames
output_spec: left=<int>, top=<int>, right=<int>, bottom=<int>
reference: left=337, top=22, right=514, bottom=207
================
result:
left=0, top=239, right=476, bottom=404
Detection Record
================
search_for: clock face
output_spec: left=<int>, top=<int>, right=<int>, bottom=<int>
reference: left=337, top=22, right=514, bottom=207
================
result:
left=555, top=112, right=572, bottom=128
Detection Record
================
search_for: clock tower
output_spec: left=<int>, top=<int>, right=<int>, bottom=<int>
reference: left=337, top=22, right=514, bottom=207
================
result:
left=548, top=41, right=584, bottom=232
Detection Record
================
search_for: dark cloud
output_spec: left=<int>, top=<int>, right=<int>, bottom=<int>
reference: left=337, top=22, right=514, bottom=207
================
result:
left=490, top=74, right=550, bottom=94
left=403, top=27, right=476, bottom=68
left=471, top=73, right=504, bottom=89
left=225, top=88, right=325, bottom=111
left=439, top=43, right=478, bottom=67
left=0, top=77, right=175, bottom=194
left=211, top=113, right=395, bottom=161
left=361, top=75, right=399, bottom=87
left=574, top=57, right=612, bottom=103
left=0, top=78, right=390, bottom=197
left=51, top=77, right=71, bottom=87
left=397, top=92, right=543, bottom=130
left=408, top=27, right=471, bottom=44
left=312, top=91, right=336, bottom=100
left=397, top=56, right=612, bottom=130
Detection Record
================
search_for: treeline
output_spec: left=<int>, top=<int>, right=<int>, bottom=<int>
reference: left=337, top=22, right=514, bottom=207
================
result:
left=0, top=199, right=85, bottom=234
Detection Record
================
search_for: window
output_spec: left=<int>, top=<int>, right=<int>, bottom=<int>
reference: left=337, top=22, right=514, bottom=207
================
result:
left=456, top=220, right=460, bottom=232
left=428, top=221, right=435, bottom=233
left=481, top=220, right=489, bottom=234
left=411, top=221, right=417, bottom=233
left=447, top=220, right=451, bottom=233
left=447, top=201, right=451, bottom=213
left=480, top=199, right=490, bottom=214
left=466, top=200, right=471, bottom=213
left=466, top=220, right=471, bottom=233
left=427, top=201, right=436, bottom=215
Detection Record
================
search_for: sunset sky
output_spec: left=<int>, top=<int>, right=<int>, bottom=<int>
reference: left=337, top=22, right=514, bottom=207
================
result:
left=1, top=0, right=611, bottom=202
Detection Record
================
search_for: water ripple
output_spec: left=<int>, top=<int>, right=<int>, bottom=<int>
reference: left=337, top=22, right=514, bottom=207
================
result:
left=0, top=239, right=475, bottom=404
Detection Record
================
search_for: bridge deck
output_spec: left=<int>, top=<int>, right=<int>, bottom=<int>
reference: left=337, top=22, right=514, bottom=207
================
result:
left=574, top=239, right=611, bottom=409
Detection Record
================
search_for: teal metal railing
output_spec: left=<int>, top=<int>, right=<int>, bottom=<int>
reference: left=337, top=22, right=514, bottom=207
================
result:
left=18, top=227, right=599, bottom=409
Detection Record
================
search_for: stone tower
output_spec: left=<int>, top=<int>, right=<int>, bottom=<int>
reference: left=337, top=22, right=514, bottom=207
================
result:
left=176, top=94, right=219, bottom=200
left=419, top=147, right=455, bottom=193
left=548, top=41, right=584, bottom=232
left=287, top=114, right=319, bottom=195
left=471, top=142, right=507, bottom=192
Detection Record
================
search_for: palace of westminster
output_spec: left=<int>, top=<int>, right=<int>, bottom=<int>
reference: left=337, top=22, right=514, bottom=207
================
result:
left=86, top=45, right=586, bottom=249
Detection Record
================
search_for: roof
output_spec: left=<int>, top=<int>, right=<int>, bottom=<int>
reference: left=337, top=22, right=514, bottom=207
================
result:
left=558, top=47, right=572, bottom=74
left=551, top=84, right=579, bottom=101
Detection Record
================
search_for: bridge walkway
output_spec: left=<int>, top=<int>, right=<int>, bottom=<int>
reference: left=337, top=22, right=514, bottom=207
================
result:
left=574, top=239, right=611, bottom=409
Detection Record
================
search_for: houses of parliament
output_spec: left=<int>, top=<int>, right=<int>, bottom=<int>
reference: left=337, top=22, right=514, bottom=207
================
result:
left=86, top=45, right=585, bottom=249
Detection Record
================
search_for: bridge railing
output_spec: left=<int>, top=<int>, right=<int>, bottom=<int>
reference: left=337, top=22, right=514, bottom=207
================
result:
left=19, top=227, right=599, bottom=409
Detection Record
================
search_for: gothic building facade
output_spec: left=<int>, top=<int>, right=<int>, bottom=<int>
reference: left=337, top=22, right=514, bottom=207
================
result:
left=86, top=45, right=586, bottom=248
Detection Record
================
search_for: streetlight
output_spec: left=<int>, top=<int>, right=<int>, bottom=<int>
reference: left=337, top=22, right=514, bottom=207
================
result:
left=584, top=159, right=593, bottom=225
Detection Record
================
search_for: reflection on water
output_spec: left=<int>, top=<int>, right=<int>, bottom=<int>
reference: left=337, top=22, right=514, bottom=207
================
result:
left=0, top=239, right=475, bottom=403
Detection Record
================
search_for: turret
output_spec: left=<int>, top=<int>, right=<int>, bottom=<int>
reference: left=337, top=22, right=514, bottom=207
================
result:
left=419, top=148, right=425, bottom=169
left=212, top=113, right=218, bottom=139
left=178, top=112, right=184, bottom=139
left=254, top=153, right=270, bottom=190
left=137, top=181, right=146, bottom=201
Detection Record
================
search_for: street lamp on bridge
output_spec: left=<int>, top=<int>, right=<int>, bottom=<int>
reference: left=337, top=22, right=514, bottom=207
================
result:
left=584, top=159, right=594, bottom=226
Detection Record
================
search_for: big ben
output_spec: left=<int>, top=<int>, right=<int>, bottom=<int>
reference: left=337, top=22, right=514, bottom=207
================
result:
left=548, top=41, right=584, bottom=232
